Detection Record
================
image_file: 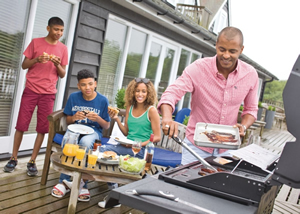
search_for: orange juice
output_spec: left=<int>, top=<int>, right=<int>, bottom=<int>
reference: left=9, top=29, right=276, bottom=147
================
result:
left=76, top=148, right=86, bottom=160
left=88, top=154, right=98, bottom=165
left=63, top=144, right=79, bottom=157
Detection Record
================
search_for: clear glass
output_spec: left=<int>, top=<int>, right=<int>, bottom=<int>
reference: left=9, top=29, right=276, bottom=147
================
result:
left=97, top=19, right=128, bottom=105
left=253, top=136, right=261, bottom=146
left=0, top=0, right=30, bottom=136
left=157, top=47, right=175, bottom=100
left=132, top=142, right=142, bottom=157
left=122, top=28, right=147, bottom=88
left=87, top=149, right=99, bottom=169
left=176, top=49, right=190, bottom=78
left=146, top=42, right=162, bottom=83
left=75, top=146, right=87, bottom=162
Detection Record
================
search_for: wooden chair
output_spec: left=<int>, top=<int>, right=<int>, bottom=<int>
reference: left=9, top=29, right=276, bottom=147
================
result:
left=40, top=108, right=126, bottom=185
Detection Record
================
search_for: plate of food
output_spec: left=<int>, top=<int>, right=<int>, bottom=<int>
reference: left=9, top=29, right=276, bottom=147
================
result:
left=113, top=137, right=135, bottom=145
left=97, top=151, right=119, bottom=165
left=193, top=123, right=241, bottom=149
left=68, top=124, right=94, bottom=135
left=119, top=155, right=146, bottom=174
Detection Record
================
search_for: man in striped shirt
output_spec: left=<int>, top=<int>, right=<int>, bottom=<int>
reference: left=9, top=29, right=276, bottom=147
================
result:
left=158, top=27, right=258, bottom=165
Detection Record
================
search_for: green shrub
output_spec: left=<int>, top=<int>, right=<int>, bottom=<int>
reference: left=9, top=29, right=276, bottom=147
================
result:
left=258, top=101, right=263, bottom=108
left=239, top=105, right=244, bottom=111
left=115, top=88, right=125, bottom=109
left=183, top=115, right=190, bottom=126
left=268, top=106, right=276, bottom=111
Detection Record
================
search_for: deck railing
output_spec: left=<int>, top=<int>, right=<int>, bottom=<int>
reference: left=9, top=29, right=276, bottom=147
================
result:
left=176, top=3, right=212, bottom=29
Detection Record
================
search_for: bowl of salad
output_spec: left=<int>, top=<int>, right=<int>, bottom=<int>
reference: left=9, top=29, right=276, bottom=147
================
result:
left=119, top=155, right=146, bottom=174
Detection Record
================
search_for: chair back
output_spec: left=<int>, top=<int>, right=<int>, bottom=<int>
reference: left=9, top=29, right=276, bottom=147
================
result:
left=174, top=108, right=191, bottom=124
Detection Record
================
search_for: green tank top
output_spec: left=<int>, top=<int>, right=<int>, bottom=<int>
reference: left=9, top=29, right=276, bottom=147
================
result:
left=127, top=105, right=153, bottom=142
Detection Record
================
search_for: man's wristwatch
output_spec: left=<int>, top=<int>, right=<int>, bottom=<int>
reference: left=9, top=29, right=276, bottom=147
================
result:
left=241, top=124, right=247, bottom=135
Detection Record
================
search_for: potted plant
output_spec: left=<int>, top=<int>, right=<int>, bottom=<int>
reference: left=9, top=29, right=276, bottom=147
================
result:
left=264, top=105, right=276, bottom=129
left=257, top=101, right=263, bottom=121
left=115, top=88, right=125, bottom=109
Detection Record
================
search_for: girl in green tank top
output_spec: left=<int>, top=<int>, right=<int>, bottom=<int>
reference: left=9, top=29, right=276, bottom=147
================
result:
left=102, top=78, right=161, bottom=159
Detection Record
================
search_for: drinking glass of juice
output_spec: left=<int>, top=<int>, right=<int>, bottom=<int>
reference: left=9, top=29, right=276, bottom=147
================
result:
left=75, top=146, right=87, bottom=162
left=87, top=149, right=99, bottom=169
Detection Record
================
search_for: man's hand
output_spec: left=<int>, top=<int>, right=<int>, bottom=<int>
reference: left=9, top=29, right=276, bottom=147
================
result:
left=162, top=119, right=178, bottom=139
left=233, top=123, right=246, bottom=137
left=160, top=104, right=178, bottom=139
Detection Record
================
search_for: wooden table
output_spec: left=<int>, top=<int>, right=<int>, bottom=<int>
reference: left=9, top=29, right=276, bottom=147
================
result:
left=51, top=152, right=166, bottom=214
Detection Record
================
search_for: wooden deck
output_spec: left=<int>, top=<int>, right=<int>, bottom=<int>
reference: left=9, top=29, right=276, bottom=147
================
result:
left=0, top=126, right=299, bottom=214
left=0, top=155, right=144, bottom=214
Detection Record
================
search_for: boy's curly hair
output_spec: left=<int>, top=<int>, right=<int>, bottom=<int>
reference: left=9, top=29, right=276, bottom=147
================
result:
left=124, top=78, right=157, bottom=109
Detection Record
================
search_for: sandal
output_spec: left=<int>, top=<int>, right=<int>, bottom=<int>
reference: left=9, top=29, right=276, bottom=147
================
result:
left=51, top=183, right=70, bottom=198
left=63, top=179, right=90, bottom=202
left=78, top=188, right=90, bottom=202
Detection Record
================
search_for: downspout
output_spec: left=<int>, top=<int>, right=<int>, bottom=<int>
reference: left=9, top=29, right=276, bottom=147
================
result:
left=260, top=78, right=274, bottom=102
left=133, top=0, right=216, bottom=42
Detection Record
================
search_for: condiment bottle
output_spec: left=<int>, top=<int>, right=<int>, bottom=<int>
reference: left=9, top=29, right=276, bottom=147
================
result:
left=93, top=139, right=102, bottom=150
left=144, top=134, right=154, bottom=170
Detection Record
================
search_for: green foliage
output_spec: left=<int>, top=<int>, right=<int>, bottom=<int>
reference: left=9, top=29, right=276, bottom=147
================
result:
left=268, top=106, right=276, bottom=111
left=258, top=101, right=263, bottom=108
left=263, top=80, right=286, bottom=102
left=183, top=115, right=190, bottom=126
left=239, top=105, right=244, bottom=111
left=115, top=88, right=125, bottom=109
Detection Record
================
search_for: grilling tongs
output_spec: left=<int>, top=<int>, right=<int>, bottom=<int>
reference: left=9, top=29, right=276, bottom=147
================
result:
left=172, top=136, right=218, bottom=172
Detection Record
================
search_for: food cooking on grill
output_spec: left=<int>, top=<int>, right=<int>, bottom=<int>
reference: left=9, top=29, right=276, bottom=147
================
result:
left=198, top=167, right=225, bottom=176
left=202, top=130, right=237, bottom=144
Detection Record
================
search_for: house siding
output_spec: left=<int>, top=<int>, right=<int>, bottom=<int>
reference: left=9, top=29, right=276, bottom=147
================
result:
left=63, top=0, right=109, bottom=105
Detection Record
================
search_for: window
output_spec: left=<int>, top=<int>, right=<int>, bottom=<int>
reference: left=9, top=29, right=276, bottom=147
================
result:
left=0, top=0, right=30, bottom=136
left=97, top=19, right=128, bottom=105
left=122, top=29, right=147, bottom=88
left=146, top=42, right=162, bottom=83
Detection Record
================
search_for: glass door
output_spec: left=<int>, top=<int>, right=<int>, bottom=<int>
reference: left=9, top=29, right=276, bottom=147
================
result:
left=145, top=38, right=179, bottom=100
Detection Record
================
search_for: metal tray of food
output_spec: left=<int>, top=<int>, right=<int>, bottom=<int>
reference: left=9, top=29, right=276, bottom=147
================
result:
left=193, top=123, right=241, bottom=149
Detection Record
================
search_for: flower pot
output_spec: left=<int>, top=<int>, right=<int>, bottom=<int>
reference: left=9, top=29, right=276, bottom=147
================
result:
left=257, top=107, right=263, bottom=121
left=264, top=110, right=276, bottom=129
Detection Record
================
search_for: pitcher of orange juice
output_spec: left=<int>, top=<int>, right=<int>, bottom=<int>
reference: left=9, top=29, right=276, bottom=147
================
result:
left=62, top=130, right=80, bottom=157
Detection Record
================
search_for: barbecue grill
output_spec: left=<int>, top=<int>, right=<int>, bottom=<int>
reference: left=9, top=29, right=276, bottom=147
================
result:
left=157, top=55, right=300, bottom=213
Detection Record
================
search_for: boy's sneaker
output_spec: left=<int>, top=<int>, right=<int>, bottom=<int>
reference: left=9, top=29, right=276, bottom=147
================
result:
left=27, top=160, right=38, bottom=176
left=3, top=157, right=18, bottom=172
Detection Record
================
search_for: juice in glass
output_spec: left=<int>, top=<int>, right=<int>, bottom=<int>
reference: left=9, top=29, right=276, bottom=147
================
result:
left=88, top=154, right=98, bottom=165
left=76, top=148, right=86, bottom=160
left=87, top=149, right=98, bottom=168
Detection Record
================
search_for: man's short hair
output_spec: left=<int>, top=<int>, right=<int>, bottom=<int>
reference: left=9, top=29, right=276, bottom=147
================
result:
left=77, top=69, right=95, bottom=81
left=217, top=27, right=244, bottom=47
left=48, top=17, right=64, bottom=27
